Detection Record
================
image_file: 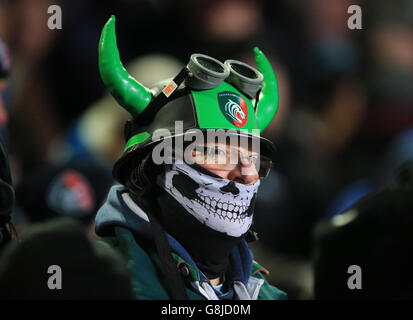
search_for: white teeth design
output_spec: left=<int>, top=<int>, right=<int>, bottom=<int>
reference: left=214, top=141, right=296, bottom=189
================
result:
left=189, top=184, right=257, bottom=226
left=193, top=191, right=252, bottom=223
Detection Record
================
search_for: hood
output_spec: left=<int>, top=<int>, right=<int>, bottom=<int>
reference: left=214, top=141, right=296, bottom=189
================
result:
left=95, top=185, right=253, bottom=294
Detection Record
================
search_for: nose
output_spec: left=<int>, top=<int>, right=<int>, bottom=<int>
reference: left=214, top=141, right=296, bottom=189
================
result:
left=220, top=181, right=240, bottom=195
left=227, top=162, right=259, bottom=185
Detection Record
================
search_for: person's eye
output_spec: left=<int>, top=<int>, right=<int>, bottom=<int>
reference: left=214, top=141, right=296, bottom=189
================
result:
left=203, top=147, right=212, bottom=155
left=216, top=148, right=226, bottom=156
left=205, top=147, right=225, bottom=156
left=250, top=155, right=259, bottom=163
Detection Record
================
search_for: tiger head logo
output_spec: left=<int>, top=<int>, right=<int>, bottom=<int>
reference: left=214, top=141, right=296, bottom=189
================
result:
left=218, top=92, right=249, bottom=128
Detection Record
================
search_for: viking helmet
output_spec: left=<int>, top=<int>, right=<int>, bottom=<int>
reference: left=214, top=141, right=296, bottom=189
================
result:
left=98, top=16, right=280, bottom=183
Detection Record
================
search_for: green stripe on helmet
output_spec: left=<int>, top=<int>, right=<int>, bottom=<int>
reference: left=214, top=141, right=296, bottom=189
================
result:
left=124, top=131, right=151, bottom=151
left=191, top=82, right=258, bottom=134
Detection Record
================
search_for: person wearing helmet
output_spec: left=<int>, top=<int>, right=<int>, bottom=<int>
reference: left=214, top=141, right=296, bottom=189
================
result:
left=95, top=16, right=287, bottom=300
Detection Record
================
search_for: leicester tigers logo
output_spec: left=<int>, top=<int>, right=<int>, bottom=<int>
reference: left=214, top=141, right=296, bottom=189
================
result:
left=218, top=91, right=248, bottom=128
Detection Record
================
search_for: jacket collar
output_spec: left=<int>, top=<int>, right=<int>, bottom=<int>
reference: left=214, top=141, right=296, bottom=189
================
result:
left=95, top=185, right=254, bottom=299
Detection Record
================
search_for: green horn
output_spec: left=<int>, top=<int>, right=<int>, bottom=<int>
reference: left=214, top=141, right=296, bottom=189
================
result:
left=98, top=16, right=152, bottom=117
left=254, top=47, right=279, bottom=132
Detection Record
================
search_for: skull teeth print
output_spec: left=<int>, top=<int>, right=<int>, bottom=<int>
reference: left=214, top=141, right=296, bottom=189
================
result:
left=195, top=193, right=249, bottom=223
left=194, top=196, right=249, bottom=223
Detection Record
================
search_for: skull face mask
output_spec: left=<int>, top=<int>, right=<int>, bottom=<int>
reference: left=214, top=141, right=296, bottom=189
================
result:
left=156, top=160, right=260, bottom=237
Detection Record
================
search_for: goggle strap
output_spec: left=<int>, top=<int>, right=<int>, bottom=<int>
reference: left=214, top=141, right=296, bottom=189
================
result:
left=132, top=67, right=190, bottom=126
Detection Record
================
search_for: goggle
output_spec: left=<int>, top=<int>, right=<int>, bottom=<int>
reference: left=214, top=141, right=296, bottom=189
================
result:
left=184, top=54, right=263, bottom=98
left=137, top=54, right=264, bottom=124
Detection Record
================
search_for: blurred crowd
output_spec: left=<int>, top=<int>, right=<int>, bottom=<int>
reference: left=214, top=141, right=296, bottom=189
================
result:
left=0, top=0, right=413, bottom=299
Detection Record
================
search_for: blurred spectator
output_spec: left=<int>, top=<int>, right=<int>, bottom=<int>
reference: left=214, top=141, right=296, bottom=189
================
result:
left=187, top=0, right=268, bottom=59
left=0, top=38, right=14, bottom=252
left=0, top=134, right=14, bottom=252
left=313, top=161, right=413, bottom=299
left=325, top=124, right=413, bottom=219
left=0, top=217, right=134, bottom=299
left=1, top=0, right=63, bottom=172
left=15, top=159, right=113, bottom=234
left=346, top=0, right=413, bottom=181
left=0, top=38, right=10, bottom=139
